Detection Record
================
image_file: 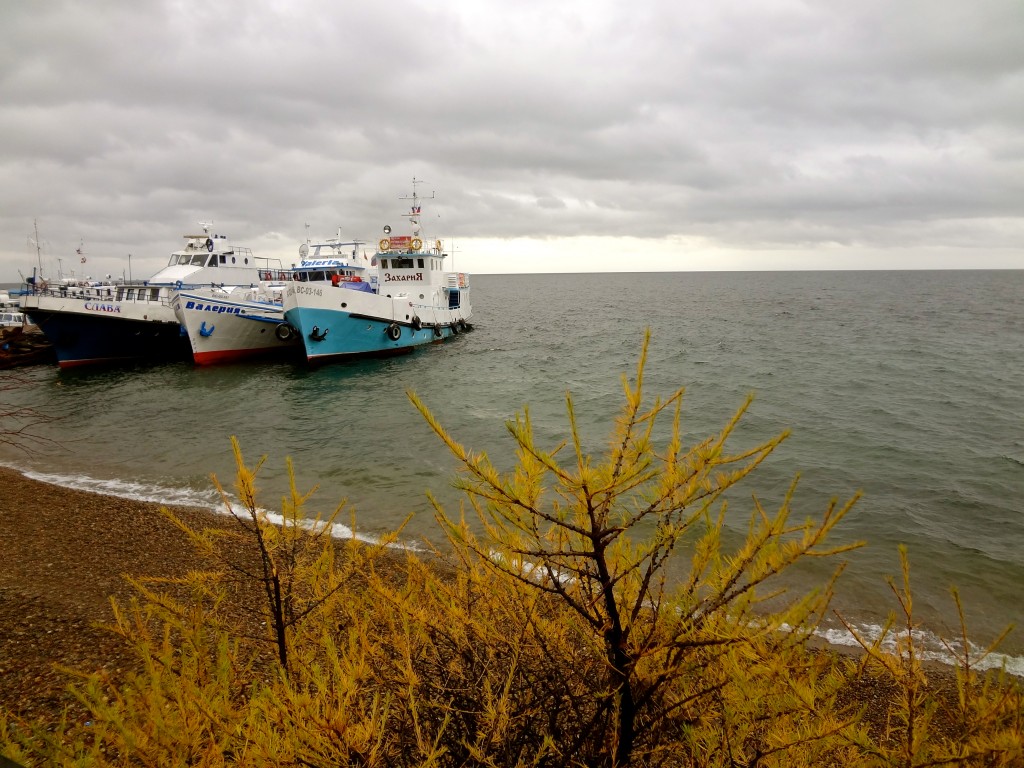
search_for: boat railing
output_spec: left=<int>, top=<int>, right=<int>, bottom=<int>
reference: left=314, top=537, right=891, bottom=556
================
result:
left=253, top=255, right=285, bottom=271
left=23, top=283, right=119, bottom=299
left=22, top=283, right=201, bottom=309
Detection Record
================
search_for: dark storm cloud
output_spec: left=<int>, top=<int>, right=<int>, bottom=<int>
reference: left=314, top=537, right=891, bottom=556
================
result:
left=1, top=0, right=1022, bottom=277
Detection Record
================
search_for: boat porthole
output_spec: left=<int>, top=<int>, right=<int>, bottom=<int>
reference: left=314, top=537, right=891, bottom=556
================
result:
left=341, top=302, right=347, bottom=308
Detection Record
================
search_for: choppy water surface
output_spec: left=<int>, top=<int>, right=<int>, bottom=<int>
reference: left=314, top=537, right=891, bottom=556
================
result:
left=3, top=270, right=1022, bottom=669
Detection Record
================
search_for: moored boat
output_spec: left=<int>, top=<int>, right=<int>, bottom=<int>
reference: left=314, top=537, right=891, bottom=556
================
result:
left=174, top=236, right=371, bottom=365
left=20, top=226, right=282, bottom=368
left=173, top=277, right=296, bottom=365
left=0, top=325, right=55, bottom=369
left=282, top=182, right=473, bottom=365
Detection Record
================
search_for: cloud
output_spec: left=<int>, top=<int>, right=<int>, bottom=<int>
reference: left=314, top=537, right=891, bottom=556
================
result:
left=1, top=0, right=1022, bottom=280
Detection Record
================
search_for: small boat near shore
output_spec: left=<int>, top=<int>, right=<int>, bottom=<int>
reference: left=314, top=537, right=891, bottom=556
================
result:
left=282, top=181, right=473, bottom=365
left=0, top=325, right=55, bottom=369
left=20, top=226, right=283, bottom=368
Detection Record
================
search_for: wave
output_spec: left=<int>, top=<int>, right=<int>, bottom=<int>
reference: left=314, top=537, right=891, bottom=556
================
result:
left=813, top=623, right=1024, bottom=678
left=13, top=464, right=415, bottom=551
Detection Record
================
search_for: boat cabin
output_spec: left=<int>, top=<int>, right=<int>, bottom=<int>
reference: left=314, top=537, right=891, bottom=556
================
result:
left=0, top=311, right=25, bottom=328
left=376, top=246, right=467, bottom=309
left=289, top=241, right=374, bottom=291
left=167, top=234, right=254, bottom=268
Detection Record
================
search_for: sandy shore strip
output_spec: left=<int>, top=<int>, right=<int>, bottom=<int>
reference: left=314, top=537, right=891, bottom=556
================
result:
left=0, top=466, right=264, bottom=722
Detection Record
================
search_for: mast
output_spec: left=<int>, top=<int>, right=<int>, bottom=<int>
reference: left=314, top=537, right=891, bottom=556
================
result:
left=401, top=177, right=434, bottom=239
left=32, top=219, right=43, bottom=279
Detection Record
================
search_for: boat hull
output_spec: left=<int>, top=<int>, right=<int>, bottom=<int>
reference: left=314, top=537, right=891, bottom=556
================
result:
left=22, top=305, right=189, bottom=368
left=282, top=274, right=472, bottom=365
left=284, top=305, right=468, bottom=364
left=174, top=290, right=302, bottom=365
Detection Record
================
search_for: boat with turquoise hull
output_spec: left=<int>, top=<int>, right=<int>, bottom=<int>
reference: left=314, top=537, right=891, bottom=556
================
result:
left=282, top=182, right=473, bottom=364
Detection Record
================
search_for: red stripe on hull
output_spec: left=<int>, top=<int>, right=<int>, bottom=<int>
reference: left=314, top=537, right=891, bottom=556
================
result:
left=193, top=346, right=296, bottom=365
left=57, top=356, right=136, bottom=369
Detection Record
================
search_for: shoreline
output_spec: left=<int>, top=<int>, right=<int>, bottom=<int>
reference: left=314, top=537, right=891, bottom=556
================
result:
left=1, top=465, right=1018, bottom=725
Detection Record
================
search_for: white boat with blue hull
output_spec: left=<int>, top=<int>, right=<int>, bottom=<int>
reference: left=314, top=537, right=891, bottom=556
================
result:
left=174, top=237, right=369, bottom=364
left=282, top=183, right=473, bottom=364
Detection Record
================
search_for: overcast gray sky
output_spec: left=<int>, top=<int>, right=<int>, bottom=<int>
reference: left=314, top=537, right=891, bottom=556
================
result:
left=2, top=0, right=1022, bottom=281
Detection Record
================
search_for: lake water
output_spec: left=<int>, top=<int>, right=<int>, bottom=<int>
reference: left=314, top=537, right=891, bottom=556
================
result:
left=2, top=270, right=1022, bottom=672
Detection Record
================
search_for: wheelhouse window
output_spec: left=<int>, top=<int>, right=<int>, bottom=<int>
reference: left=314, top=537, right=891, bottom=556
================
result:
left=417, top=258, right=425, bottom=268
left=392, top=257, right=415, bottom=268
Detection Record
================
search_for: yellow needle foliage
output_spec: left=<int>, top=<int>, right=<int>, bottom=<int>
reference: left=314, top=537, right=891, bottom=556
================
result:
left=1, top=333, right=1020, bottom=767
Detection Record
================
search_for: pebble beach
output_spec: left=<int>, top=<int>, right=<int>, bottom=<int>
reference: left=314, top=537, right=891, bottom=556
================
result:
left=0, top=466, right=257, bottom=722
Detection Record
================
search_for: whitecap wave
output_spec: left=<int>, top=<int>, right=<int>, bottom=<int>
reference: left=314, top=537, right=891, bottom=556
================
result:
left=813, top=622, right=1024, bottom=678
left=14, top=466, right=415, bottom=551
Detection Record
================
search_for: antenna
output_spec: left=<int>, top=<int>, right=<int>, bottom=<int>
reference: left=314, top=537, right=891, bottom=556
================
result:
left=401, top=177, right=435, bottom=207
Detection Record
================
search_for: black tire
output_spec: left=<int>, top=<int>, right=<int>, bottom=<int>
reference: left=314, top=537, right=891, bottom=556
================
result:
left=275, top=323, right=293, bottom=341
left=386, top=323, right=401, bottom=341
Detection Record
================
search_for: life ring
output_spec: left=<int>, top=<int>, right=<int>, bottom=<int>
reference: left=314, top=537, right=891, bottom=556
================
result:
left=435, top=239, right=442, bottom=251
left=206, top=237, right=214, bottom=252
left=411, top=237, right=422, bottom=251
left=386, top=323, right=401, bottom=341
left=379, top=238, right=390, bottom=252
left=274, top=323, right=293, bottom=341
left=411, top=315, right=422, bottom=331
